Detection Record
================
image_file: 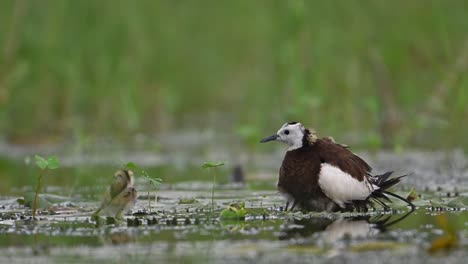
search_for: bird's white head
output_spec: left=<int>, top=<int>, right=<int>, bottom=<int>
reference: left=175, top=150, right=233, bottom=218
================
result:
left=260, top=122, right=317, bottom=151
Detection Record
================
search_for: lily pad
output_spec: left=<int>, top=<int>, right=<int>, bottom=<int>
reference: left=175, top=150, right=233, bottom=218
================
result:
left=447, top=196, right=468, bottom=208
left=220, top=202, right=246, bottom=220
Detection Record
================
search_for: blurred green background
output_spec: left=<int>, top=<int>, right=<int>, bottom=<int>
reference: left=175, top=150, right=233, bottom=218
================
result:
left=1, top=0, right=467, bottom=150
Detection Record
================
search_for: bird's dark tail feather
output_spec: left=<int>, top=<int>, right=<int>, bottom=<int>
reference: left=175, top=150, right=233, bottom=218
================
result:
left=369, top=172, right=415, bottom=210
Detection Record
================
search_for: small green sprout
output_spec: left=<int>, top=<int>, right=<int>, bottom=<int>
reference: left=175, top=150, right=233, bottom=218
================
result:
left=123, top=162, right=162, bottom=213
left=124, top=162, right=138, bottom=171
left=32, top=155, right=60, bottom=219
left=202, top=161, right=226, bottom=218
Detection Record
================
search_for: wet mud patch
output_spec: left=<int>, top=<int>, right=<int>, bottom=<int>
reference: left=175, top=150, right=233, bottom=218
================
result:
left=0, top=150, right=467, bottom=263
left=0, top=188, right=467, bottom=264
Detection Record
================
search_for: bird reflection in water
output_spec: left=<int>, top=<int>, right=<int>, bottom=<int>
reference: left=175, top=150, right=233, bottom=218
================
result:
left=278, top=210, right=414, bottom=243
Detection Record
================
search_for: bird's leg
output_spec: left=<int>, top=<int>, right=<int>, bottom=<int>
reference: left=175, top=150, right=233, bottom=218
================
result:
left=91, top=204, right=105, bottom=220
left=284, top=201, right=290, bottom=211
left=92, top=207, right=101, bottom=217
left=115, top=209, right=124, bottom=220
left=289, top=200, right=298, bottom=211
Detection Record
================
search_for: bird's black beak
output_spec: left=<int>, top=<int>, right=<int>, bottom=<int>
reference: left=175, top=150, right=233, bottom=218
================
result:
left=260, top=134, right=279, bottom=143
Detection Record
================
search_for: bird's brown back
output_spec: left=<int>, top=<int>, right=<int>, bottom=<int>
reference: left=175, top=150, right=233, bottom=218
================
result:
left=314, top=139, right=372, bottom=181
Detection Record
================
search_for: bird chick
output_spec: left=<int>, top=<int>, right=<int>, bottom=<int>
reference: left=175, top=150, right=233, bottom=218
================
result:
left=93, top=170, right=138, bottom=219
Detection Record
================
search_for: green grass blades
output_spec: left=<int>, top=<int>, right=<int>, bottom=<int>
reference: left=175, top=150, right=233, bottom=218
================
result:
left=2, top=1, right=468, bottom=150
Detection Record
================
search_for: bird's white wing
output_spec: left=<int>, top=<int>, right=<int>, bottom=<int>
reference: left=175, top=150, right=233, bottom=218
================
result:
left=318, top=163, right=378, bottom=208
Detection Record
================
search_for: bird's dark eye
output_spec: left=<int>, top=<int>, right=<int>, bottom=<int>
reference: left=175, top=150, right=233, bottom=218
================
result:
left=284, top=130, right=289, bottom=135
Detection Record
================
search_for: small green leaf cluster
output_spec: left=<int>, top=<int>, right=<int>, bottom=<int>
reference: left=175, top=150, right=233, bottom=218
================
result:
left=123, top=162, right=162, bottom=213
left=124, top=162, right=163, bottom=187
left=202, top=161, right=225, bottom=169
left=35, top=155, right=60, bottom=170
left=144, top=173, right=163, bottom=188
left=124, top=162, right=138, bottom=170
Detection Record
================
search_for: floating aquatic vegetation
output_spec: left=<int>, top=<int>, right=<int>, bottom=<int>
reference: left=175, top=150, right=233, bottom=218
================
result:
left=220, top=202, right=247, bottom=220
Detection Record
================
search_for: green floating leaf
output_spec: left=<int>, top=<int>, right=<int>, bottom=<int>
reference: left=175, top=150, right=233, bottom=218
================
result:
left=447, top=196, right=468, bottom=208
left=202, top=161, right=226, bottom=169
left=411, top=199, right=431, bottom=207
left=35, top=155, right=48, bottom=170
left=47, top=156, right=60, bottom=170
left=429, top=200, right=448, bottom=208
left=220, top=202, right=246, bottom=220
left=220, top=208, right=239, bottom=219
